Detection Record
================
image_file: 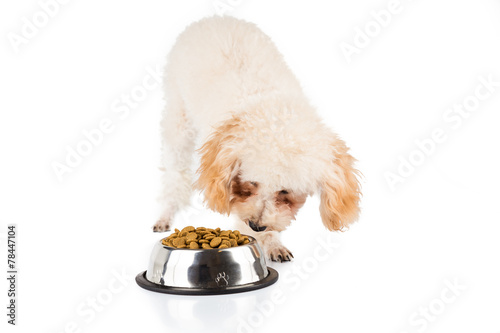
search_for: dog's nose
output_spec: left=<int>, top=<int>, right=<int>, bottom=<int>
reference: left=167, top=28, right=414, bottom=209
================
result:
left=249, top=220, right=267, bottom=232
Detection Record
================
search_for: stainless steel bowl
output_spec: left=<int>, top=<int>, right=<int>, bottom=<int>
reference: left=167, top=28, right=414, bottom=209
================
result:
left=136, top=236, right=278, bottom=295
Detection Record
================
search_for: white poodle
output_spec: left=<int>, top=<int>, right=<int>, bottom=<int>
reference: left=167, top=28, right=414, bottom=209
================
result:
left=153, top=16, right=361, bottom=261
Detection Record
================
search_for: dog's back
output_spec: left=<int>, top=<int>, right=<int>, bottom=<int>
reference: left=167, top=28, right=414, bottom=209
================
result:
left=164, top=16, right=303, bottom=136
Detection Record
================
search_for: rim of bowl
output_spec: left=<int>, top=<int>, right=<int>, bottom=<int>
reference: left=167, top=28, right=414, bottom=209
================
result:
left=159, top=234, right=256, bottom=251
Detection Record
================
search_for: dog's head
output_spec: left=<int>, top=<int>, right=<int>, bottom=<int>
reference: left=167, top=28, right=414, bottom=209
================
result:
left=195, top=99, right=361, bottom=232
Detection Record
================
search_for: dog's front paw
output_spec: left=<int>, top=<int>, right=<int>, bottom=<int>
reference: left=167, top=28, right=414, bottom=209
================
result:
left=266, top=244, right=293, bottom=262
left=152, top=218, right=171, bottom=232
left=253, top=231, right=293, bottom=262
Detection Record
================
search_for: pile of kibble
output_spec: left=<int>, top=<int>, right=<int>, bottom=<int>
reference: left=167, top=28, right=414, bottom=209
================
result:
left=161, top=226, right=251, bottom=249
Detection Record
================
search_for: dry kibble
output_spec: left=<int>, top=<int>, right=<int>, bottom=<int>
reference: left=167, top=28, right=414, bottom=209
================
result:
left=210, top=237, right=222, bottom=248
left=182, top=226, right=195, bottom=233
left=161, top=226, right=251, bottom=249
left=186, top=232, right=198, bottom=241
left=172, top=237, right=185, bottom=247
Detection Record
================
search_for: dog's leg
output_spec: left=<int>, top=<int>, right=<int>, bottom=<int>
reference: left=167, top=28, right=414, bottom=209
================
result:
left=253, top=231, right=293, bottom=262
left=153, top=86, right=196, bottom=232
left=233, top=220, right=293, bottom=262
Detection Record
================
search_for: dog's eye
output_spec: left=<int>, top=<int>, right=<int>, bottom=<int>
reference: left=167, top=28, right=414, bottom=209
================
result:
left=279, top=190, right=289, bottom=195
left=250, top=182, right=258, bottom=187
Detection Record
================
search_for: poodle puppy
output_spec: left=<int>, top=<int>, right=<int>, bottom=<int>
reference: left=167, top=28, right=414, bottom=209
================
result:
left=153, top=16, right=361, bottom=261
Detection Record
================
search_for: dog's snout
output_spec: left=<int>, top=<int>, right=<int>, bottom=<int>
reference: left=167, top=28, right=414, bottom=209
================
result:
left=248, top=220, right=267, bottom=232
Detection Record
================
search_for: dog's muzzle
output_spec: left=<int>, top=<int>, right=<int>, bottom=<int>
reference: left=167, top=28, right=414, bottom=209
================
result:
left=249, top=221, right=267, bottom=232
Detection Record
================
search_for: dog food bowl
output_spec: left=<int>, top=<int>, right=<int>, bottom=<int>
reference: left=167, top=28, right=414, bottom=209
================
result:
left=136, top=236, right=278, bottom=295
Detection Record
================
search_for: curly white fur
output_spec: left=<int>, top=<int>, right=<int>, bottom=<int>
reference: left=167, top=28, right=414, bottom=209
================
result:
left=154, top=16, right=361, bottom=261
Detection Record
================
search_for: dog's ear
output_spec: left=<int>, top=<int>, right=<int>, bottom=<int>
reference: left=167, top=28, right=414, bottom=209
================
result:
left=195, top=117, right=241, bottom=215
left=319, top=136, right=361, bottom=231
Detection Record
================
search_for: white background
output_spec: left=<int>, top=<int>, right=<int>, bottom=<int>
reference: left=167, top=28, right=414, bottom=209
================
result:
left=1, top=0, right=500, bottom=332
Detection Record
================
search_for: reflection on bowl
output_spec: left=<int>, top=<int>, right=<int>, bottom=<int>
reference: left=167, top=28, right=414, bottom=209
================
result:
left=136, top=236, right=278, bottom=295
